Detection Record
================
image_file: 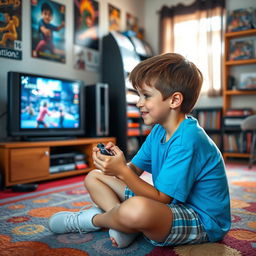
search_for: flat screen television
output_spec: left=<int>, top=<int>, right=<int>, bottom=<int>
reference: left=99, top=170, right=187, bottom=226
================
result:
left=8, top=71, right=85, bottom=140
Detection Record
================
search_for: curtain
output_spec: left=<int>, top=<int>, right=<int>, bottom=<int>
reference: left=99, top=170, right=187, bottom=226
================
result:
left=159, top=0, right=226, bottom=96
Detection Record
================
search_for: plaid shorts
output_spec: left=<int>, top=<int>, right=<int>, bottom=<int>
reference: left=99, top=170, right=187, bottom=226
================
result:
left=124, top=186, right=209, bottom=246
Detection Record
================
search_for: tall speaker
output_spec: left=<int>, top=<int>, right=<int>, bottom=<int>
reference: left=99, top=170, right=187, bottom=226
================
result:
left=85, top=83, right=109, bottom=137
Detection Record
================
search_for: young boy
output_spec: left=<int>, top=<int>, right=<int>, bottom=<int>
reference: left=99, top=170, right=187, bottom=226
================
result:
left=48, top=53, right=231, bottom=248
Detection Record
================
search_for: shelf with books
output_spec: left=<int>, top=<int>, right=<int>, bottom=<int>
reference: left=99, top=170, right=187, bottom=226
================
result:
left=192, top=107, right=223, bottom=151
left=223, top=129, right=252, bottom=154
left=223, top=28, right=256, bottom=162
left=222, top=109, right=253, bottom=158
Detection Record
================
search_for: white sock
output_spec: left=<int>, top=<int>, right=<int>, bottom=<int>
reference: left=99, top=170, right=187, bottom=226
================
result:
left=109, top=229, right=139, bottom=248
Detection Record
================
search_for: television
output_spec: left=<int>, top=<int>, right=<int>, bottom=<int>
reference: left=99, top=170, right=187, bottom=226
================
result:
left=7, top=71, right=85, bottom=140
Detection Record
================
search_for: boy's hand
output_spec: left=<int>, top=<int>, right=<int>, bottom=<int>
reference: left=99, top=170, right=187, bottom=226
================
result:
left=92, top=143, right=127, bottom=179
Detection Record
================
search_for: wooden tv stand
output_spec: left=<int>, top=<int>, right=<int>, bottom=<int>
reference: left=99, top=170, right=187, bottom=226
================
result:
left=0, top=137, right=115, bottom=187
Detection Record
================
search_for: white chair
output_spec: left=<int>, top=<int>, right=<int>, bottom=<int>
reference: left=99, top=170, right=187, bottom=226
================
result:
left=241, top=115, right=256, bottom=168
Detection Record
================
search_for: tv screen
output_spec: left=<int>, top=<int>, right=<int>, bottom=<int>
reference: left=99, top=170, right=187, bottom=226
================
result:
left=8, top=72, right=85, bottom=139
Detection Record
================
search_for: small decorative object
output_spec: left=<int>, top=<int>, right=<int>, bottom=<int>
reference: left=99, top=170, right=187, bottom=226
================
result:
left=227, top=8, right=253, bottom=32
left=228, top=75, right=236, bottom=90
left=229, top=40, right=254, bottom=60
left=238, top=72, right=256, bottom=90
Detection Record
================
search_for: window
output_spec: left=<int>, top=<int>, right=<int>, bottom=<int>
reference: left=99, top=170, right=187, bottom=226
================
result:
left=159, top=0, right=225, bottom=96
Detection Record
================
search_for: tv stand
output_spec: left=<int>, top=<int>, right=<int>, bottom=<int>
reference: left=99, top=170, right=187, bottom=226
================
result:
left=0, top=137, right=115, bottom=187
left=23, top=136, right=77, bottom=142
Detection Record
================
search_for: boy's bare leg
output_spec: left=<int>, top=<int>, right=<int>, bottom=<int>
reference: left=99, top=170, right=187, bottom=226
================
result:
left=84, top=169, right=126, bottom=211
left=84, top=170, right=172, bottom=244
left=93, top=196, right=173, bottom=243
left=85, top=169, right=137, bottom=247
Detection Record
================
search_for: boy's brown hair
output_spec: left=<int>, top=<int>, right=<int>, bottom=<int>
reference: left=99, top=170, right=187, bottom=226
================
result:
left=129, top=53, right=203, bottom=114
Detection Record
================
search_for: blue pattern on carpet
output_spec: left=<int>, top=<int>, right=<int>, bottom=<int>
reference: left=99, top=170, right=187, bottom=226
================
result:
left=0, top=164, right=255, bottom=255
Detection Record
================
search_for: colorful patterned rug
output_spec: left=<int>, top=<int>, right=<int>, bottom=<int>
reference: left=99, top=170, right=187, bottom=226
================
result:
left=0, top=163, right=255, bottom=256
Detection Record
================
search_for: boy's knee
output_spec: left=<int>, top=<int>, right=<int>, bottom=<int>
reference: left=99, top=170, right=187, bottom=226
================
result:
left=84, top=169, right=102, bottom=188
left=118, top=196, right=148, bottom=226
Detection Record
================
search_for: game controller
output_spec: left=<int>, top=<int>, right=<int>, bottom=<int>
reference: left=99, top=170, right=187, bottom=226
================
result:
left=97, top=143, right=114, bottom=156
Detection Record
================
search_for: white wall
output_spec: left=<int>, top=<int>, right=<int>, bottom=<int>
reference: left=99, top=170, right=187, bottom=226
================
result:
left=0, top=0, right=145, bottom=140
left=143, top=0, right=256, bottom=109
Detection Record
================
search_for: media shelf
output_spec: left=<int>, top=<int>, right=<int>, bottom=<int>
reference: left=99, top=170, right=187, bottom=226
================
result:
left=0, top=137, right=115, bottom=187
left=102, top=31, right=153, bottom=159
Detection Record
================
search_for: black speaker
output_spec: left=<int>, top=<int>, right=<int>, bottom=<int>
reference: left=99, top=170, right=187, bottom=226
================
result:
left=85, top=83, right=109, bottom=137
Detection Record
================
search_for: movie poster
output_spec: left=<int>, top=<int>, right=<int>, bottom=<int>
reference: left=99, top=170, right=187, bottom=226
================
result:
left=0, top=0, right=22, bottom=60
left=31, top=0, right=66, bottom=63
left=74, top=45, right=99, bottom=72
left=108, top=4, right=121, bottom=32
left=74, top=0, right=99, bottom=50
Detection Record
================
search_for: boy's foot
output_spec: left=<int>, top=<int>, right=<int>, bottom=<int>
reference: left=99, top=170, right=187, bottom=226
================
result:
left=109, top=229, right=139, bottom=248
left=48, top=206, right=103, bottom=234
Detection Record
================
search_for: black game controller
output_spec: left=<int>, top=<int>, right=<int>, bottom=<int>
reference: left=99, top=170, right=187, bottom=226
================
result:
left=97, top=143, right=114, bottom=156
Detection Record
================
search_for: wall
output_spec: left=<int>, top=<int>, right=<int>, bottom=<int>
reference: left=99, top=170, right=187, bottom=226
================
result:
left=0, top=0, right=145, bottom=140
left=143, top=0, right=256, bottom=109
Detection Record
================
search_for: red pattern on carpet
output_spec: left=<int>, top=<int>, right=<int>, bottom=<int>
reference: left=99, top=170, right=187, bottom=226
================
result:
left=0, top=163, right=255, bottom=255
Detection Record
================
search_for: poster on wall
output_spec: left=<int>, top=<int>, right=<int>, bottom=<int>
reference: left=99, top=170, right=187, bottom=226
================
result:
left=74, top=0, right=99, bottom=50
left=126, top=12, right=138, bottom=34
left=31, top=0, right=66, bottom=63
left=74, top=45, right=99, bottom=72
left=0, top=0, right=22, bottom=60
left=108, top=4, right=121, bottom=32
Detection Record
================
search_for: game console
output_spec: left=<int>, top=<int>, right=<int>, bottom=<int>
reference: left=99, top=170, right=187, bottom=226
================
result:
left=50, top=163, right=76, bottom=173
left=50, top=152, right=87, bottom=173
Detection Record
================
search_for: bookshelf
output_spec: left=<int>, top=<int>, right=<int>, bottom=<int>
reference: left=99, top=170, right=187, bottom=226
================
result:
left=126, top=89, right=151, bottom=158
left=192, top=107, right=223, bottom=151
left=223, top=29, right=256, bottom=161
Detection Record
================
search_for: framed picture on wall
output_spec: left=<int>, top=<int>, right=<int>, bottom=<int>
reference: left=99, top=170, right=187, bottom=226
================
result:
left=0, top=1, right=22, bottom=60
left=229, top=40, right=254, bottom=61
left=226, top=8, right=253, bottom=32
left=31, top=0, right=66, bottom=63
left=238, top=72, right=256, bottom=90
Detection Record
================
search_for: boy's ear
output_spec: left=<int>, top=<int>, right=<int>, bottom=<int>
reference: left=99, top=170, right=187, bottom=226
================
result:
left=169, top=92, right=183, bottom=109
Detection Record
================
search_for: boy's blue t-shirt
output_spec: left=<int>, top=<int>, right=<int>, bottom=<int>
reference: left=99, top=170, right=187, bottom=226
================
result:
left=131, top=116, right=231, bottom=242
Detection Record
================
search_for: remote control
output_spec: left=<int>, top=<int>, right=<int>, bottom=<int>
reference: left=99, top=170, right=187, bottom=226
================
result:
left=97, top=143, right=114, bottom=156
